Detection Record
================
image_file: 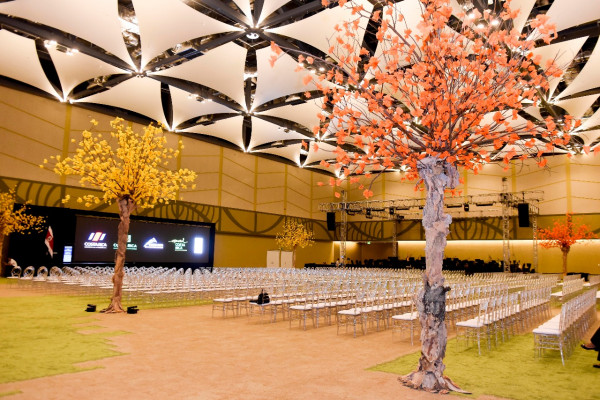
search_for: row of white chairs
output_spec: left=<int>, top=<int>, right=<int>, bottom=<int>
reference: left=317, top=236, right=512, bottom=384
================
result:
left=533, top=288, right=597, bottom=365
left=455, top=286, right=553, bottom=354
left=551, top=278, right=584, bottom=300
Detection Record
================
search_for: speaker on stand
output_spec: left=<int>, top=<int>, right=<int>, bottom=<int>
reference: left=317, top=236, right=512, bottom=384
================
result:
left=517, top=203, right=530, bottom=227
left=327, top=212, right=336, bottom=231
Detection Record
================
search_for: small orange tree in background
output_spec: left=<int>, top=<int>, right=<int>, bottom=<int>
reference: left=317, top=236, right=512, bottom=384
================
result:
left=0, top=188, right=45, bottom=274
left=43, top=118, right=196, bottom=313
left=275, top=219, right=315, bottom=268
left=538, top=213, right=597, bottom=278
left=271, top=0, right=586, bottom=392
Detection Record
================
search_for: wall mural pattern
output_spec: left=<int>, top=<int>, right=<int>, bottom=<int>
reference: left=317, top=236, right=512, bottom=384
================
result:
left=1, top=176, right=334, bottom=241
left=3, top=176, right=597, bottom=243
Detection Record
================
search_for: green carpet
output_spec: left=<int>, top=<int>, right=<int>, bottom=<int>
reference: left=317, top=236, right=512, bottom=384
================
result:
left=0, top=293, right=127, bottom=384
left=370, top=334, right=600, bottom=400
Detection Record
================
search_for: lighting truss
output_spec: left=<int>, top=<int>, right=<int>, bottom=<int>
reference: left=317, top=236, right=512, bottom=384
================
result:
left=319, top=189, right=543, bottom=269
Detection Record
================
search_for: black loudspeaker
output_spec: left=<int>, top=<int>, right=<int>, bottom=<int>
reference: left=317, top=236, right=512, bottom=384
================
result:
left=518, top=203, right=530, bottom=227
left=327, top=212, right=336, bottom=231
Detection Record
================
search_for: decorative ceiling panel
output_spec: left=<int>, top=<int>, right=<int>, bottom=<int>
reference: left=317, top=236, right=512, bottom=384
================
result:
left=49, top=47, right=128, bottom=98
left=546, top=0, right=600, bottom=32
left=252, top=142, right=302, bottom=165
left=0, top=30, right=59, bottom=98
left=257, top=101, right=324, bottom=133
left=76, top=77, right=166, bottom=125
left=258, top=0, right=292, bottom=25
left=266, top=0, right=374, bottom=56
left=249, top=116, right=307, bottom=149
left=556, top=40, right=600, bottom=100
left=254, top=48, right=319, bottom=107
left=133, top=0, right=238, bottom=68
left=152, top=42, right=247, bottom=107
left=181, top=116, right=244, bottom=149
left=554, top=94, right=600, bottom=119
left=0, top=0, right=597, bottom=174
left=580, top=108, right=600, bottom=131
left=0, top=0, right=133, bottom=67
left=232, top=0, right=252, bottom=22
left=170, top=85, right=235, bottom=129
left=529, top=36, right=588, bottom=97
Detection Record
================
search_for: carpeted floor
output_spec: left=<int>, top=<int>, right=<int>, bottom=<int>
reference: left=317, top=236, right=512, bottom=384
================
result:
left=0, top=293, right=126, bottom=384
left=371, top=330, right=600, bottom=400
left=1, top=282, right=598, bottom=400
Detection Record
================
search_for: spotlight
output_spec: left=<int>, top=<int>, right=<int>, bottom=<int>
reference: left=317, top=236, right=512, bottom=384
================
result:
left=463, top=203, right=470, bottom=212
left=389, top=207, right=395, bottom=216
left=366, top=209, right=372, bottom=219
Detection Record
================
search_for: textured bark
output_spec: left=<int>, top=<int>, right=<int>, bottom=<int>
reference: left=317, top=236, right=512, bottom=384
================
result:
left=400, top=156, right=466, bottom=393
left=561, top=248, right=569, bottom=278
left=292, top=246, right=297, bottom=269
left=101, top=196, right=135, bottom=313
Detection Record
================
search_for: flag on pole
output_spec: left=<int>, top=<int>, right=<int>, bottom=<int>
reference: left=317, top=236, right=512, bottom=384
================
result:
left=45, top=226, right=54, bottom=258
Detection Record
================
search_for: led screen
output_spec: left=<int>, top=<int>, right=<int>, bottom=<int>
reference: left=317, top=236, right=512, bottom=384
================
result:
left=73, top=216, right=212, bottom=264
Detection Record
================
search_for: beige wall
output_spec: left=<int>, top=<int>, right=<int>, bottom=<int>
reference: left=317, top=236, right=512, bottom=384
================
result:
left=337, top=239, right=600, bottom=274
left=1, top=85, right=599, bottom=271
left=214, top=234, right=334, bottom=268
left=351, top=154, right=600, bottom=216
left=0, top=86, right=334, bottom=220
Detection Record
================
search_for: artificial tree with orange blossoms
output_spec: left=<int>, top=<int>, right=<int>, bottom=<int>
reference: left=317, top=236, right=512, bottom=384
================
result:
left=271, top=0, right=581, bottom=393
left=43, top=118, right=196, bottom=313
left=538, top=213, right=597, bottom=278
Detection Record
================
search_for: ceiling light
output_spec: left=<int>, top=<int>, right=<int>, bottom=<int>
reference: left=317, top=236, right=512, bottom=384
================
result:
left=319, top=67, right=325, bottom=72
left=491, top=19, right=500, bottom=26
left=44, top=39, right=57, bottom=48
left=467, top=12, right=475, bottom=19
left=477, top=23, right=485, bottom=29
left=246, top=32, right=259, bottom=40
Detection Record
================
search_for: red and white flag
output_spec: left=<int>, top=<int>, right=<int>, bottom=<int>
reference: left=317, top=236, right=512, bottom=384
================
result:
left=45, top=226, right=54, bottom=258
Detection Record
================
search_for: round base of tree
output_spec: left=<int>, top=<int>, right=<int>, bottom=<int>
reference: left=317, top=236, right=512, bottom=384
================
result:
left=100, top=302, right=125, bottom=313
left=399, top=372, right=466, bottom=394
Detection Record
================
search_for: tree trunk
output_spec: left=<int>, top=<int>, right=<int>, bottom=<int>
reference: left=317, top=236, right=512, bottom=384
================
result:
left=561, top=247, right=569, bottom=278
left=0, top=233, right=5, bottom=277
left=101, top=196, right=136, bottom=313
left=292, top=246, right=297, bottom=268
left=399, top=156, right=465, bottom=393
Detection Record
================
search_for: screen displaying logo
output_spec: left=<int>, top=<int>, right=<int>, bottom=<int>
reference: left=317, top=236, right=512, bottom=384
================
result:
left=169, top=238, right=188, bottom=252
left=84, top=232, right=107, bottom=249
left=193, top=237, right=203, bottom=254
left=113, top=235, right=137, bottom=250
left=63, top=246, right=73, bottom=263
left=144, top=237, right=164, bottom=249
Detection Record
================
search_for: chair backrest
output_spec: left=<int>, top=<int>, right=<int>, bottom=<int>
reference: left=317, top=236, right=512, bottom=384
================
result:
left=37, top=266, right=48, bottom=278
left=10, top=265, right=22, bottom=278
left=22, top=266, right=35, bottom=279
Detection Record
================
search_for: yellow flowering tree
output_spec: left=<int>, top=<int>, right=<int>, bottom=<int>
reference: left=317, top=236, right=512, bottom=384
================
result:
left=44, top=118, right=197, bottom=313
left=0, top=188, right=45, bottom=275
left=275, top=219, right=314, bottom=268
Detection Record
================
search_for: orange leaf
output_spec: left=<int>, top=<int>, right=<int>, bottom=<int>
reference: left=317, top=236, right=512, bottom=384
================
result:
left=270, top=41, right=282, bottom=56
